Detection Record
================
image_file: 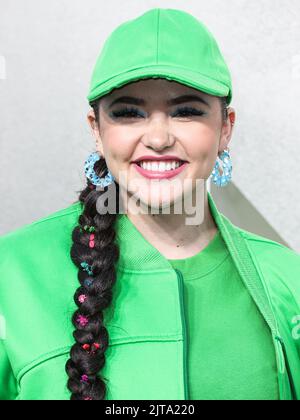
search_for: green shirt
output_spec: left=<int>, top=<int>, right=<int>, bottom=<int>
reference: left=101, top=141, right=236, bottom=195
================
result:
left=168, top=230, right=279, bottom=400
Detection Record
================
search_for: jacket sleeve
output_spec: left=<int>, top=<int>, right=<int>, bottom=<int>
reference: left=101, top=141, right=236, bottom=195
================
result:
left=0, top=340, right=18, bottom=400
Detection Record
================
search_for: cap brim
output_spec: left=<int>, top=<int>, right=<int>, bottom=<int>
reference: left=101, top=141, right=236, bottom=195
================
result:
left=87, top=65, right=232, bottom=105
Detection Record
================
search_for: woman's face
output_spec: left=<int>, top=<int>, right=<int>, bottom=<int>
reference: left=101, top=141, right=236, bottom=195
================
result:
left=87, top=78, right=235, bottom=212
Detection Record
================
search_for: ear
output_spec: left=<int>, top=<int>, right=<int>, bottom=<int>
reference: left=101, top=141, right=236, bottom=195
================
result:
left=219, top=107, right=236, bottom=153
left=87, top=109, right=104, bottom=156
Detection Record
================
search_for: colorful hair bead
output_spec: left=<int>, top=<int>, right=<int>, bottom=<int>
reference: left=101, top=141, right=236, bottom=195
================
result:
left=76, top=315, right=89, bottom=327
left=78, top=294, right=87, bottom=304
left=82, top=344, right=91, bottom=351
left=84, top=278, right=93, bottom=288
left=91, top=343, right=100, bottom=353
left=89, top=233, right=95, bottom=249
left=80, top=374, right=89, bottom=383
left=81, top=342, right=100, bottom=354
left=84, top=225, right=96, bottom=233
left=84, top=396, right=93, bottom=400
left=80, top=262, right=93, bottom=276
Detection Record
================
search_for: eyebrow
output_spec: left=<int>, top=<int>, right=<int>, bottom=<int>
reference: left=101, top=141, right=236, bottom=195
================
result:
left=108, top=94, right=211, bottom=108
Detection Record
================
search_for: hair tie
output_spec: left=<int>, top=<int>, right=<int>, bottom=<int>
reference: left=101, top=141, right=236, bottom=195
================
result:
left=76, top=315, right=89, bottom=327
left=84, top=396, right=93, bottom=400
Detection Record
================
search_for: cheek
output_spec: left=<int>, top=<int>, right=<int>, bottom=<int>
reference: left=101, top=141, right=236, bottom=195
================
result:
left=101, top=127, right=135, bottom=164
left=185, top=125, right=219, bottom=160
left=100, top=127, right=138, bottom=187
left=183, top=126, right=219, bottom=179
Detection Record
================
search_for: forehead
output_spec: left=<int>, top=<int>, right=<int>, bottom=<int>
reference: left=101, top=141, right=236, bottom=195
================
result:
left=101, top=77, right=212, bottom=103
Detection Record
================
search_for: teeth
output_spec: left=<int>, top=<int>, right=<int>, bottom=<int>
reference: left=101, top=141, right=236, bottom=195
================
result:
left=139, top=161, right=182, bottom=172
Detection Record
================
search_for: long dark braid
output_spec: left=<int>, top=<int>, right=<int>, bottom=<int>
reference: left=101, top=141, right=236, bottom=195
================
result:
left=65, top=99, right=120, bottom=400
left=65, top=94, right=229, bottom=400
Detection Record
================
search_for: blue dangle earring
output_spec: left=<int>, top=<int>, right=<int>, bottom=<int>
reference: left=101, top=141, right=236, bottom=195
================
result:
left=84, top=151, right=115, bottom=189
left=209, top=148, right=232, bottom=187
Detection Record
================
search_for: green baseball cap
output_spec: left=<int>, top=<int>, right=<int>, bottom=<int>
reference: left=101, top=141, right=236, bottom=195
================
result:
left=87, top=8, right=232, bottom=105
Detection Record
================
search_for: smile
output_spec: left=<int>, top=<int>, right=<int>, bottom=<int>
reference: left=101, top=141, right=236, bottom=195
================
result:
left=132, top=160, right=188, bottom=179
left=138, top=160, right=182, bottom=171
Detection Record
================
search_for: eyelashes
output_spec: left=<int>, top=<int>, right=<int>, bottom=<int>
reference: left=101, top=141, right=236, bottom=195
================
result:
left=110, top=107, right=145, bottom=119
left=172, top=107, right=205, bottom=118
left=109, top=106, right=205, bottom=119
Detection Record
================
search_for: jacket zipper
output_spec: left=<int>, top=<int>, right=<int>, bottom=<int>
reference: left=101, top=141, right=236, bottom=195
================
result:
left=175, top=268, right=189, bottom=400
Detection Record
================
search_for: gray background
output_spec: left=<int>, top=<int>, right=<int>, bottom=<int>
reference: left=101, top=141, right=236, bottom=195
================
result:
left=1, top=0, right=300, bottom=251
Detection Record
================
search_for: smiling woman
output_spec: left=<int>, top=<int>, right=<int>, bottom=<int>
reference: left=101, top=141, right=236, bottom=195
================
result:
left=1, top=7, right=300, bottom=402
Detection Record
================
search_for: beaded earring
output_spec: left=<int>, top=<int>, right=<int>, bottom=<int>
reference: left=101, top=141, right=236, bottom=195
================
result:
left=84, top=151, right=115, bottom=188
left=210, top=148, right=232, bottom=187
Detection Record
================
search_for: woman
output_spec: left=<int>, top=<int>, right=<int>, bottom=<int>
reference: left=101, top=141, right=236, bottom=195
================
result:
left=0, top=8, right=300, bottom=401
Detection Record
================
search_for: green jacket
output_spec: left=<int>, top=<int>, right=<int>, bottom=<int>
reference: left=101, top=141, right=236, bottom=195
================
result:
left=0, top=191, right=300, bottom=400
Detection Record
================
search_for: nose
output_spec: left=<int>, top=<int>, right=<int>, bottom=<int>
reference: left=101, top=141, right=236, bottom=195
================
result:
left=141, top=117, right=175, bottom=151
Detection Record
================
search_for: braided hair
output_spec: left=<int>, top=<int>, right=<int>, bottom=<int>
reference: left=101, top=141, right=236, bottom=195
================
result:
left=65, top=94, right=229, bottom=400
left=65, top=97, right=121, bottom=400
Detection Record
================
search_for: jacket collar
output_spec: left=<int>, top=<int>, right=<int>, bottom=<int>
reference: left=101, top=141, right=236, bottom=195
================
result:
left=115, top=191, right=237, bottom=272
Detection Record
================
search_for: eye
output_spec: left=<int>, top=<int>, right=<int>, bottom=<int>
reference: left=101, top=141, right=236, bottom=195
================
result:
left=110, top=106, right=145, bottom=119
left=109, top=105, right=205, bottom=120
left=171, top=106, right=205, bottom=118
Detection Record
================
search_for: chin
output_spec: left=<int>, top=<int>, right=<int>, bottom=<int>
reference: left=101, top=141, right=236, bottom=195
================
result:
left=135, top=191, right=184, bottom=215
